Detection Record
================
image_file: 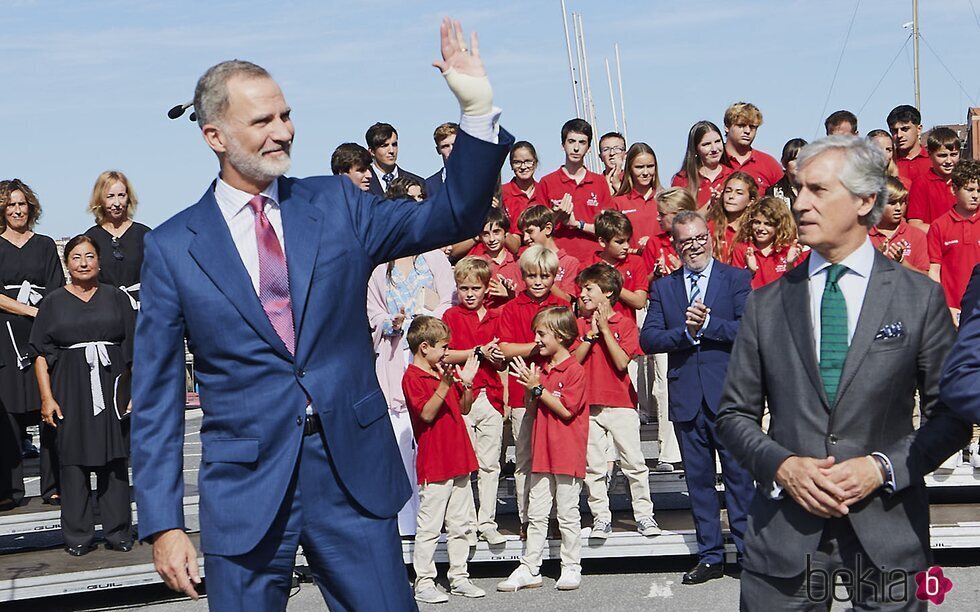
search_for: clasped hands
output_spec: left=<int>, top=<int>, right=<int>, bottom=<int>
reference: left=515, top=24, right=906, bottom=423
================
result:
left=686, top=299, right=709, bottom=339
left=775, top=455, right=886, bottom=519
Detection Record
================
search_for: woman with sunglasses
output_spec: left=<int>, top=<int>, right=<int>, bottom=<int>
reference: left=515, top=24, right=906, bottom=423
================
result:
left=83, top=171, right=150, bottom=311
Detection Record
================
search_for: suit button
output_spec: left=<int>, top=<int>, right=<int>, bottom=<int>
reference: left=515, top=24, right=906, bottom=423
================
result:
left=297, top=369, right=306, bottom=378
left=828, top=434, right=838, bottom=444
left=296, top=416, right=303, bottom=426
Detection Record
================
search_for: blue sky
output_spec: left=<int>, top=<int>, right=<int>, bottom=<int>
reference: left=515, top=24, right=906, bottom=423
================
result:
left=2, top=0, right=977, bottom=238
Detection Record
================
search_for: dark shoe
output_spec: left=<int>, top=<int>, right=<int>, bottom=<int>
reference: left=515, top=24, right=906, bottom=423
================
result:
left=42, top=495, right=60, bottom=506
left=65, top=543, right=96, bottom=557
left=105, top=540, right=134, bottom=552
left=682, top=562, right=723, bottom=585
left=519, top=522, right=528, bottom=541
left=725, top=561, right=742, bottom=578
left=0, top=498, right=16, bottom=512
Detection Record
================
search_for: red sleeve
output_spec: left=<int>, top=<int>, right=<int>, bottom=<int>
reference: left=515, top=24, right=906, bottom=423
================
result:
left=496, top=305, right=521, bottom=343
left=730, top=241, right=749, bottom=270
left=670, top=173, right=687, bottom=188
left=927, top=222, right=943, bottom=263
left=906, top=228, right=930, bottom=272
left=907, top=178, right=929, bottom=222
left=618, top=318, right=642, bottom=359
left=442, top=308, right=463, bottom=349
left=402, top=369, right=434, bottom=418
left=536, top=175, right=552, bottom=204
left=624, top=258, right=649, bottom=292
left=560, top=256, right=581, bottom=297
left=558, top=365, right=587, bottom=417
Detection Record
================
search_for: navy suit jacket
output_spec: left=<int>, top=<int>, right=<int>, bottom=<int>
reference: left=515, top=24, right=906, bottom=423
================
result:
left=640, top=261, right=751, bottom=422
left=941, top=263, right=980, bottom=423
left=424, top=169, right=444, bottom=199
left=132, top=129, right=512, bottom=556
left=367, top=165, right=424, bottom=197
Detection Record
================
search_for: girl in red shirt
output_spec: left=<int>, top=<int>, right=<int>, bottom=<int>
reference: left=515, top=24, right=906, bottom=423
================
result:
left=611, top=143, right=663, bottom=256
left=707, top=171, right=757, bottom=263
left=671, top=120, right=733, bottom=210
left=501, top=141, right=544, bottom=227
left=731, top=196, right=802, bottom=288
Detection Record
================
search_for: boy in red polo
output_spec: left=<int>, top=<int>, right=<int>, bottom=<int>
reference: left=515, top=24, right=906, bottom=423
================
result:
left=442, top=257, right=508, bottom=546
left=870, top=177, right=929, bottom=273
left=590, top=210, right=649, bottom=320
left=928, top=160, right=980, bottom=323
left=471, top=208, right=519, bottom=308
left=908, top=127, right=962, bottom=231
left=537, top=118, right=613, bottom=263
left=498, top=306, right=588, bottom=592
left=516, top=205, right=581, bottom=302
left=721, top=102, right=783, bottom=193
left=572, top=264, right=659, bottom=539
left=498, top=246, right=570, bottom=536
left=888, top=104, right=932, bottom=184
left=402, top=316, right=483, bottom=603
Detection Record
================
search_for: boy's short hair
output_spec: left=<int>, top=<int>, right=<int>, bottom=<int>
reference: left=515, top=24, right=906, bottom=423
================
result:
left=386, top=176, right=426, bottom=200
left=531, top=306, right=579, bottom=348
left=561, top=118, right=593, bottom=145
left=594, top=209, right=633, bottom=242
left=517, top=204, right=555, bottom=232
left=518, top=244, right=558, bottom=277
left=365, top=122, right=397, bottom=150
left=575, top=263, right=623, bottom=305
left=454, top=256, right=492, bottom=286
left=884, top=176, right=908, bottom=204
left=484, top=206, right=510, bottom=233
left=926, top=127, right=961, bottom=154
left=655, top=187, right=697, bottom=214
left=886, top=104, right=921, bottom=129
left=824, top=110, right=858, bottom=134
left=433, top=122, right=459, bottom=144
left=951, top=159, right=980, bottom=190
left=723, top=102, right=763, bottom=128
left=599, top=131, right=625, bottom=146
left=330, top=143, right=372, bottom=175
left=407, top=315, right=450, bottom=354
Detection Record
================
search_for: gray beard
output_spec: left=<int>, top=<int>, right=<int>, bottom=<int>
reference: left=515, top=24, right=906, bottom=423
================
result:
left=225, top=134, right=291, bottom=185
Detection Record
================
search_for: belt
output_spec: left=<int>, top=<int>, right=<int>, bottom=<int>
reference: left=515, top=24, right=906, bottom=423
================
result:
left=119, top=283, right=140, bottom=311
left=304, top=413, right=322, bottom=436
left=65, top=341, right=116, bottom=416
left=4, top=282, right=44, bottom=305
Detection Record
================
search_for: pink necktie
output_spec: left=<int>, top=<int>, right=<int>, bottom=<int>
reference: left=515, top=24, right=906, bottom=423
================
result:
left=248, top=194, right=295, bottom=354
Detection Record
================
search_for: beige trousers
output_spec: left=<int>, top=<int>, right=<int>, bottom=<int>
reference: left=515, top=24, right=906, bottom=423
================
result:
left=510, top=406, right=535, bottom=523
left=652, top=352, right=682, bottom=463
left=463, top=391, right=504, bottom=533
left=521, top=473, right=582, bottom=573
left=585, top=406, right=653, bottom=522
left=413, top=475, right=475, bottom=588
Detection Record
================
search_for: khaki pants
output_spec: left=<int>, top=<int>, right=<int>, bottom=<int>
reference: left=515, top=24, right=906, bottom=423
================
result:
left=413, top=475, right=475, bottom=588
left=522, top=473, right=582, bottom=573
left=463, top=391, right=504, bottom=533
left=653, top=352, right=681, bottom=463
left=585, top=406, right=653, bottom=522
left=510, top=406, right=535, bottom=523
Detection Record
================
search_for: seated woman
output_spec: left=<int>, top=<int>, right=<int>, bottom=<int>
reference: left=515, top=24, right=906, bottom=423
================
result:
left=30, top=235, right=135, bottom=556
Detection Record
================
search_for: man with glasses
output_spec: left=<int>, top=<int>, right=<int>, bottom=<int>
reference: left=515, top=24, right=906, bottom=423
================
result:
left=640, top=210, right=754, bottom=585
left=598, top=131, right=626, bottom=195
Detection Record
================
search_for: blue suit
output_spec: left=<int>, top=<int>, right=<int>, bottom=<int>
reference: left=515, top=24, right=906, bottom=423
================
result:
left=640, top=260, right=755, bottom=565
left=424, top=169, right=444, bottom=199
left=132, top=129, right=512, bottom=610
left=941, top=263, right=980, bottom=423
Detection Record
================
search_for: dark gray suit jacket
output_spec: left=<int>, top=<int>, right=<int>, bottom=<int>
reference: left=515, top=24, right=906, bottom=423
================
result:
left=716, top=250, right=970, bottom=578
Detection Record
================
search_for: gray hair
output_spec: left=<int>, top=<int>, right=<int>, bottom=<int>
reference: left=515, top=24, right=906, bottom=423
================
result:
left=795, top=135, right=888, bottom=227
left=193, top=60, right=271, bottom=127
left=671, top=209, right=708, bottom=239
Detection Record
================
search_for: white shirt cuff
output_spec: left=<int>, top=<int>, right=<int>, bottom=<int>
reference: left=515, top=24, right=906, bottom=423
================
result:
left=770, top=482, right=785, bottom=500
left=459, top=106, right=502, bottom=144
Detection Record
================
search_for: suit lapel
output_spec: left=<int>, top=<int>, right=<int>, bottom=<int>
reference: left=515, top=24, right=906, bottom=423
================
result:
left=703, top=261, right=723, bottom=307
left=672, top=269, right=689, bottom=314
left=781, top=263, right=830, bottom=409
left=278, top=178, right=322, bottom=355
left=187, top=184, right=292, bottom=361
left=835, top=253, right=897, bottom=405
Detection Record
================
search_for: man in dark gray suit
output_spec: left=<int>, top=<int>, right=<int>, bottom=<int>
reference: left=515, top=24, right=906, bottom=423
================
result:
left=716, top=135, right=970, bottom=610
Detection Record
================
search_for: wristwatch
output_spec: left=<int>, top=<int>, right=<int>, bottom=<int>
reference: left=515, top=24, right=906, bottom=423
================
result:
left=474, top=346, right=484, bottom=360
left=531, top=385, right=545, bottom=398
left=582, top=333, right=599, bottom=344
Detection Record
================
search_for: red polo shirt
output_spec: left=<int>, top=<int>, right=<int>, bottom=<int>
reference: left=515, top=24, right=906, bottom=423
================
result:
left=576, top=314, right=641, bottom=409
left=497, top=292, right=571, bottom=407
left=671, top=167, right=733, bottom=208
left=442, top=305, right=504, bottom=412
left=927, top=209, right=980, bottom=309
left=639, top=234, right=679, bottom=279
left=531, top=355, right=588, bottom=477
left=612, top=190, right=660, bottom=249
left=501, top=179, right=545, bottom=225
left=723, top=148, right=784, bottom=193
left=470, top=245, right=517, bottom=309
left=868, top=220, right=929, bottom=272
left=896, top=148, right=932, bottom=185
left=707, top=219, right=739, bottom=264
left=505, top=248, right=581, bottom=299
left=537, top=168, right=613, bottom=263
left=402, top=364, right=479, bottom=484
left=588, top=251, right=650, bottom=320
left=730, top=241, right=799, bottom=289
left=907, top=168, right=956, bottom=225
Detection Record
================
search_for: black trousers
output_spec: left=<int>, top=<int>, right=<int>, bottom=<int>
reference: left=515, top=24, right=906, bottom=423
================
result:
left=1, top=412, right=59, bottom=506
left=60, top=459, right=132, bottom=547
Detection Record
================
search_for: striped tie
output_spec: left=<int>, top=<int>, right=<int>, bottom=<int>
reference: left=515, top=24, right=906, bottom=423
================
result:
left=248, top=195, right=295, bottom=354
left=688, top=272, right=702, bottom=305
left=819, top=264, right=849, bottom=402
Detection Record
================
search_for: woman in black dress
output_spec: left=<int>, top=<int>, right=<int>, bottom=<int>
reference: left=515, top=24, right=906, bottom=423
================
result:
left=0, top=179, right=65, bottom=510
left=83, top=171, right=150, bottom=310
left=31, top=235, right=134, bottom=556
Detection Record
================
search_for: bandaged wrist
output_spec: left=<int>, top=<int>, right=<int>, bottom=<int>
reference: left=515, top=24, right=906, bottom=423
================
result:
left=442, top=68, right=493, bottom=116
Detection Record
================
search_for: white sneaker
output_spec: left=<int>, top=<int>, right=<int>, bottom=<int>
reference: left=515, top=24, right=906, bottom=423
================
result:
left=555, top=566, right=582, bottom=590
left=414, top=583, right=449, bottom=604
left=496, top=565, right=543, bottom=592
left=480, top=527, right=508, bottom=545
left=450, top=579, right=486, bottom=598
left=590, top=518, right=612, bottom=539
left=637, top=516, right=662, bottom=536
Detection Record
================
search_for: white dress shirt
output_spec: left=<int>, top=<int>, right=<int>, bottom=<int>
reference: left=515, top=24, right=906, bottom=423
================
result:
left=682, top=257, right=714, bottom=344
left=806, top=237, right=876, bottom=357
left=214, top=177, right=283, bottom=296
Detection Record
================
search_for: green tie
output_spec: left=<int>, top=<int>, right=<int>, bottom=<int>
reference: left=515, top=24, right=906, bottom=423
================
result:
left=819, top=264, right=849, bottom=403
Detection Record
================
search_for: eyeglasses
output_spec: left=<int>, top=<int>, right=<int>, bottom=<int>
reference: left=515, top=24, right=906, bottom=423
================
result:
left=111, top=236, right=124, bottom=261
left=511, top=160, right=536, bottom=168
left=600, top=146, right=625, bottom=154
left=675, top=234, right=709, bottom=250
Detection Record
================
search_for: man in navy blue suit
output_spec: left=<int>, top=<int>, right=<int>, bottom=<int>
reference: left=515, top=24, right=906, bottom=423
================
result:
left=132, top=18, right=510, bottom=611
left=640, top=210, right=754, bottom=585
left=424, top=121, right=458, bottom=197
